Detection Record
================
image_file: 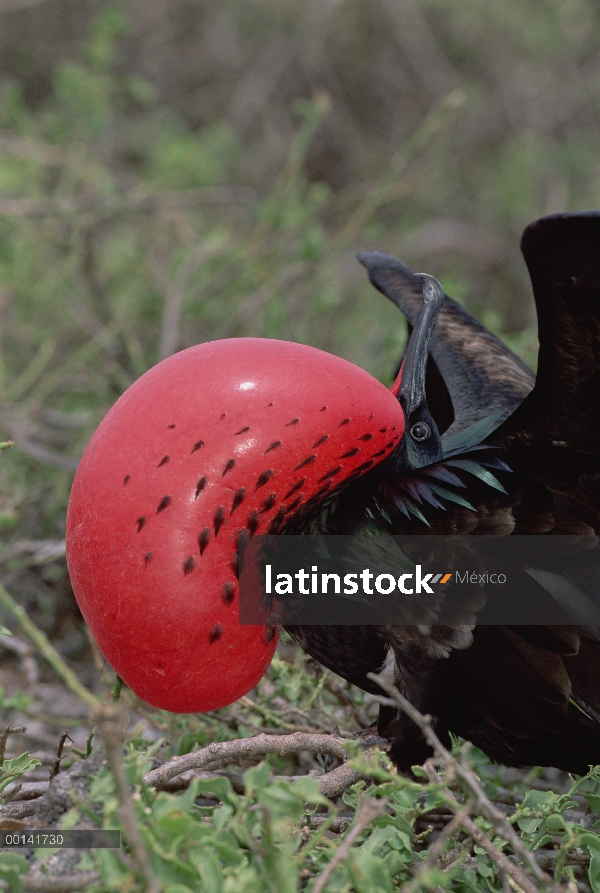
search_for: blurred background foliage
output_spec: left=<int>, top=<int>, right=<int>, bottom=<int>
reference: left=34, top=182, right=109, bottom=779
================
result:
left=0, top=0, right=599, bottom=638
left=2, top=9, right=600, bottom=889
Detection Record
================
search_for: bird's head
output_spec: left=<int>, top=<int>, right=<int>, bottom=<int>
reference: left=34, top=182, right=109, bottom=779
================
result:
left=66, top=274, right=443, bottom=712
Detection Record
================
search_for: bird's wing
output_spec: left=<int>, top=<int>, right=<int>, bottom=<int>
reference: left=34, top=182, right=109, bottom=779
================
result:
left=358, top=251, right=535, bottom=436
left=492, top=211, right=600, bottom=469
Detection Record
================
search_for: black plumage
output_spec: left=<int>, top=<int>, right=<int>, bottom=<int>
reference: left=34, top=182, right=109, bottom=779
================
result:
left=285, top=212, right=600, bottom=774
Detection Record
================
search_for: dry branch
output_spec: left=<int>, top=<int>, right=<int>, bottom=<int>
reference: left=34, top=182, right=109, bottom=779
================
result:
left=533, top=851, right=589, bottom=870
left=305, top=814, right=353, bottom=833
left=314, top=757, right=369, bottom=799
left=367, top=671, right=565, bottom=893
left=0, top=540, right=65, bottom=568
left=95, top=703, right=160, bottom=893
left=312, top=796, right=387, bottom=893
left=0, top=800, right=36, bottom=819
left=0, top=581, right=101, bottom=710
left=0, top=724, right=26, bottom=764
left=48, top=732, right=71, bottom=782
left=399, top=804, right=473, bottom=893
left=2, top=780, right=49, bottom=802
left=143, top=731, right=348, bottom=787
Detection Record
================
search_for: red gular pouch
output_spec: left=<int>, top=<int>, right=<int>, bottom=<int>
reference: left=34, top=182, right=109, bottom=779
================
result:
left=66, top=337, right=413, bottom=712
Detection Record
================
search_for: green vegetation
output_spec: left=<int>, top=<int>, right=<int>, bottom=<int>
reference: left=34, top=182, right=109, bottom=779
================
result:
left=1, top=3, right=600, bottom=891
left=3, top=619, right=600, bottom=893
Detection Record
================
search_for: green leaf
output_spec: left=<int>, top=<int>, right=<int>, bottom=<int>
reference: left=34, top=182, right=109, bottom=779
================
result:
left=243, top=762, right=272, bottom=798
left=390, top=787, right=421, bottom=809
left=0, top=855, right=28, bottom=872
left=584, top=793, right=600, bottom=814
left=188, top=850, right=223, bottom=893
left=0, top=626, right=12, bottom=637
left=476, top=858, right=494, bottom=878
left=544, top=813, right=566, bottom=832
left=0, top=752, right=43, bottom=795
left=94, top=849, right=132, bottom=886
left=192, top=776, right=237, bottom=809
left=591, top=854, right=600, bottom=893
left=2, top=753, right=42, bottom=774
left=518, top=816, right=542, bottom=833
left=521, top=789, right=556, bottom=810
left=532, top=833, right=553, bottom=849
left=349, top=849, right=394, bottom=893
left=460, top=867, right=482, bottom=893
left=424, top=789, right=447, bottom=811
left=289, top=775, right=330, bottom=806
left=579, top=832, right=600, bottom=893
left=0, top=870, right=23, bottom=893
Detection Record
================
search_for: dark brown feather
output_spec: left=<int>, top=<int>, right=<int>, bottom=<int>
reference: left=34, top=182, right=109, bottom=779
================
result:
left=289, top=214, right=600, bottom=774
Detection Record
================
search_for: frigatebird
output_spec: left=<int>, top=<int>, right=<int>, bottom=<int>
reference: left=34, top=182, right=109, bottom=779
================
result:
left=65, top=210, right=600, bottom=773
left=285, top=211, right=600, bottom=773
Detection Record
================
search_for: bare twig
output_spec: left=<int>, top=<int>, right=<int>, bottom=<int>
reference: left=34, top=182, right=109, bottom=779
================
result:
left=143, top=731, right=348, bottom=788
left=0, top=581, right=100, bottom=710
left=95, top=703, right=160, bottom=893
left=533, top=851, right=589, bottom=870
left=304, top=814, right=353, bottom=833
left=317, top=743, right=387, bottom=798
left=400, top=803, right=473, bottom=893
left=0, top=630, right=38, bottom=683
left=48, top=732, right=71, bottom=782
left=0, top=539, right=66, bottom=568
left=315, top=758, right=370, bottom=800
left=2, top=427, right=78, bottom=471
left=147, top=742, right=378, bottom=800
left=3, top=780, right=49, bottom=802
left=323, top=673, right=371, bottom=729
left=0, top=799, right=36, bottom=819
left=367, top=672, right=564, bottom=893
left=0, top=724, right=26, bottom=764
left=425, top=761, right=551, bottom=893
left=311, top=796, right=386, bottom=893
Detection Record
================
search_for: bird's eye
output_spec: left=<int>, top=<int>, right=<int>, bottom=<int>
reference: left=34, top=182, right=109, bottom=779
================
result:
left=410, top=422, right=430, bottom=442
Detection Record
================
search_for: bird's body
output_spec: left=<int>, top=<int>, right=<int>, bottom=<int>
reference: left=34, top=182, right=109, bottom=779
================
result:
left=285, top=212, right=600, bottom=774
left=66, top=208, right=600, bottom=775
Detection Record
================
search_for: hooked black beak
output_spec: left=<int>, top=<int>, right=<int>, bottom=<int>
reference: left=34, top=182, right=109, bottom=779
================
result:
left=392, top=273, right=444, bottom=470
left=357, top=251, right=444, bottom=469
left=386, top=273, right=444, bottom=471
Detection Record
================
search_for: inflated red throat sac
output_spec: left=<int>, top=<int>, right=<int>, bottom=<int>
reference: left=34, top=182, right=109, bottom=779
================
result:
left=66, top=337, right=410, bottom=712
